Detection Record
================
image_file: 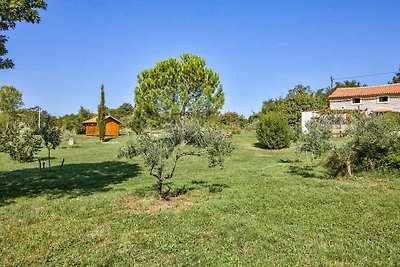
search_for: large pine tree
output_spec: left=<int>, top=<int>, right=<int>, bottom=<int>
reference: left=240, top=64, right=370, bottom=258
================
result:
left=97, top=84, right=106, bottom=142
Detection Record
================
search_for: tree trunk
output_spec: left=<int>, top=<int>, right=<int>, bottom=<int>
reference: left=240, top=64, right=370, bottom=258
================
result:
left=157, top=178, right=164, bottom=196
left=48, top=149, right=51, bottom=169
left=346, top=160, right=352, bottom=177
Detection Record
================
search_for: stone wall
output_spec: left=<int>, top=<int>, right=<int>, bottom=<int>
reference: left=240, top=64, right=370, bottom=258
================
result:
left=329, top=95, right=400, bottom=112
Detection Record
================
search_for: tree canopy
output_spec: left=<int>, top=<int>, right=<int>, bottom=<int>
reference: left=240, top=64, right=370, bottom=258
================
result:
left=0, top=85, right=23, bottom=115
left=134, top=54, right=224, bottom=125
left=389, top=72, right=400, bottom=84
left=0, top=0, right=47, bottom=69
left=334, top=80, right=364, bottom=88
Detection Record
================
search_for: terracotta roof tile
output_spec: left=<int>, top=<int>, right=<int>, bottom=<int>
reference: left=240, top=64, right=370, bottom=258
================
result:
left=328, top=83, right=400, bottom=99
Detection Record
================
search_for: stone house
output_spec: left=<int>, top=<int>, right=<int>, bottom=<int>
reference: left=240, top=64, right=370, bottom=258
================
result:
left=328, top=83, right=400, bottom=113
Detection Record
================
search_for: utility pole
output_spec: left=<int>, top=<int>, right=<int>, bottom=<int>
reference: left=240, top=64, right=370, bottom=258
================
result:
left=330, top=76, right=334, bottom=89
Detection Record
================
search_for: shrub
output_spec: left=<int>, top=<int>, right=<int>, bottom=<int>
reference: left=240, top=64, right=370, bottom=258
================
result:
left=256, top=112, right=291, bottom=149
left=325, top=113, right=400, bottom=177
left=383, top=111, right=400, bottom=129
left=0, top=121, right=42, bottom=162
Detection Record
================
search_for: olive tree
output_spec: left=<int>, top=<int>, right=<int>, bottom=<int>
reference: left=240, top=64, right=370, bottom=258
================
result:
left=118, top=120, right=232, bottom=198
left=325, top=113, right=400, bottom=177
left=298, top=119, right=333, bottom=161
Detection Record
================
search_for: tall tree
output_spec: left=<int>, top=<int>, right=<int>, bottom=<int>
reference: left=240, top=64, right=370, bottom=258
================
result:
left=134, top=54, right=224, bottom=125
left=0, top=85, right=23, bottom=115
left=0, top=0, right=47, bottom=69
left=97, top=84, right=106, bottom=142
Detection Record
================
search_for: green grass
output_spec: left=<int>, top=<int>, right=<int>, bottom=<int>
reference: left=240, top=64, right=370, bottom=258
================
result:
left=1, top=132, right=399, bottom=266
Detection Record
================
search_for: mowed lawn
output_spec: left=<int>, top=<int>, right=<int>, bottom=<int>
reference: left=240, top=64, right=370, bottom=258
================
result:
left=1, top=132, right=399, bottom=266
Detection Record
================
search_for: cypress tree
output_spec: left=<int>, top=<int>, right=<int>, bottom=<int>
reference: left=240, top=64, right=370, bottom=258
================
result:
left=97, top=84, right=106, bottom=142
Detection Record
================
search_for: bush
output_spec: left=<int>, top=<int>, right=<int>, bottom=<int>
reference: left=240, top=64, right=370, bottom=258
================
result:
left=0, top=122, right=42, bottom=162
left=383, top=111, right=400, bottom=129
left=256, top=112, right=291, bottom=149
left=325, top=113, right=400, bottom=177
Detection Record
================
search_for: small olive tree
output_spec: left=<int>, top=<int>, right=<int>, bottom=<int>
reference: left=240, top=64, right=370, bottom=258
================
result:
left=298, top=119, right=333, bottom=161
left=118, top=120, right=232, bottom=198
left=325, top=113, right=400, bottom=177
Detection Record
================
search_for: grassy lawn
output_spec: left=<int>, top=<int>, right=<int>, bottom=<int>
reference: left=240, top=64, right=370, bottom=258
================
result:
left=1, top=132, right=399, bottom=266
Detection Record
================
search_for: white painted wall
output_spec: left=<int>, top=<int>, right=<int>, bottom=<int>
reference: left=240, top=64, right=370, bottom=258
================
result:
left=301, top=111, right=319, bottom=133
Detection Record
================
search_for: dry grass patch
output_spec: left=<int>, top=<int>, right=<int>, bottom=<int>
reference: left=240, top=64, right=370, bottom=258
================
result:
left=114, top=191, right=209, bottom=214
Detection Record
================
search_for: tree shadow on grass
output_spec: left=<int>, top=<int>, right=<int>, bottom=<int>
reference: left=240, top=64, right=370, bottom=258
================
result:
left=133, top=179, right=230, bottom=200
left=287, top=165, right=324, bottom=179
left=0, top=161, right=140, bottom=206
left=253, top=142, right=268, bottom=149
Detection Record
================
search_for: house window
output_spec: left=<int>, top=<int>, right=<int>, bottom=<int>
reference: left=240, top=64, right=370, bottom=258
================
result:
left=378, top=96, right=389, bottom=103
left=352, top=98, right=361, bottom=104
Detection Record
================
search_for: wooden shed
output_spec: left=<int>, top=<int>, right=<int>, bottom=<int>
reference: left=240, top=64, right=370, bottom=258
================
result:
left=82, top=115, right=122, bottom=136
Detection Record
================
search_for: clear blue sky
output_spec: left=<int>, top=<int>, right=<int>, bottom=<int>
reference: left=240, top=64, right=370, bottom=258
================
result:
left=1, top=0, right=400, bottom=117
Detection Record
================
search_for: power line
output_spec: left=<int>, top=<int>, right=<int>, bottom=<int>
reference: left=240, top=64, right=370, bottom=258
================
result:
left=333, top=71, right=397, bottom=81
left=330, top=68, right=399, bottom=88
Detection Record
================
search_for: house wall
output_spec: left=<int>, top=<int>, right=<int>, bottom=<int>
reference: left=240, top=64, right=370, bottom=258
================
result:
left=329, top=95, right=400, bottom=112
left=301, top=111, right=319, bottom=133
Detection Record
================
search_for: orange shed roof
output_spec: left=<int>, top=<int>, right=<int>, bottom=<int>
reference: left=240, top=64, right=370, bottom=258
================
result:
left=328, top=83, right=400, bottom=99
left=82, top=115, right=122, bottom=125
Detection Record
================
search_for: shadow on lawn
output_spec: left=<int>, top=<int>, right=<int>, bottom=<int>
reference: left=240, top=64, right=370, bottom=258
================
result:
left=0, top=161, right=140, bottom=206
left=253, top=142, right=267, bottom=149
left=134, top=179, right=230, bottom=200
left=288, top=165, right=323, bottom=179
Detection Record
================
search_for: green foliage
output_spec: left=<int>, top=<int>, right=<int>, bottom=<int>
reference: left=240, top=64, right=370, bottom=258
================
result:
left=218, top=112, right=247, bottom=132
left=0, top=85, right=23, bottom=115
left=41, top=118, right=62, bottom=168
left=127, top=108, right=147, bottom=134
left=97, top=85, right=106, bottom=141
left=256, top=112, right=291, bottom=149
left=118, top=120, right=232, bottom=197
left=383, top=111, right=400, bottom=129
left=334, top=80, right=364, bottom=88
left=325, top=145, right=354, bottom=177
left=325, top=113, right=400, bottom=177
left=108, top=103, right=133, bottom=124
left=0, top=86, right=42, bottom=162
left=0, top=0, right=47, bottom=69
left=1, top=132, right=400, bottom=265
left=0, top=121, right=41, bottom=162
left=134, top=54, right=224, bottom=124
left=298, top=119, right=333, bottom=160
left=389, top=72, right=400, bottom=84
left=261, top=85, right=327, bottom=140
left=59, top=106, right=93, bottom=134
